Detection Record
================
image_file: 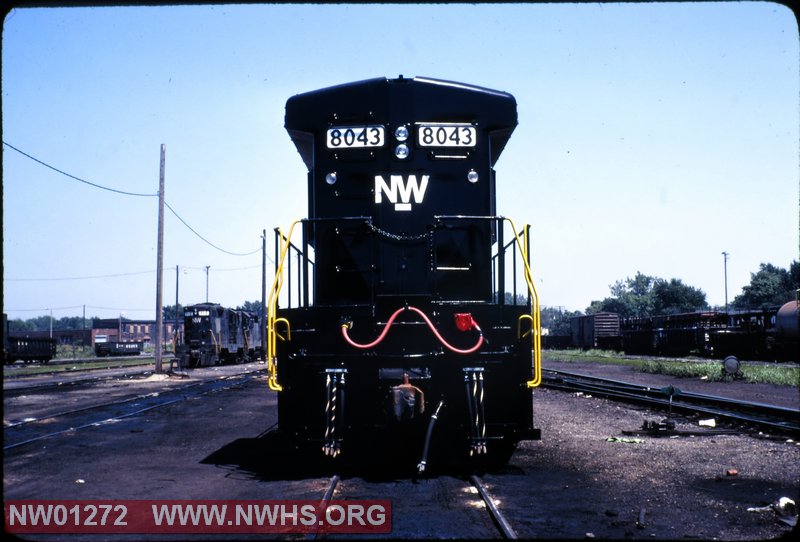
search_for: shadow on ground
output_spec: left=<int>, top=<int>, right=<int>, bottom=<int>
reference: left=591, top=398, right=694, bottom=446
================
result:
left=201, top=430, right=525, bottom=482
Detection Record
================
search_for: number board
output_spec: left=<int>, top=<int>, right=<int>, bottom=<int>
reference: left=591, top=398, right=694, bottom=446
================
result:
left=417, top=123, right=477, bottom=148
left=326, top=125, right=385, bottom=149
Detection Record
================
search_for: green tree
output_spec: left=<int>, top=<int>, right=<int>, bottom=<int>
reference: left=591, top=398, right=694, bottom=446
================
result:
left=588, top=272, right=655, bottom=318
left=651, top=278, right=708, bottom=315
left=7, top=318, right=35, bottom=332
left=587, top=271, right=708, bottom=319
left=54, top=316, right=90, bottom=330
left=236, top=300, right=264, bottom=318
left=732, top=261, right=799, bottom=309
left=541, top=306, right=582, bottom=336
left=162, top=304, right=184, bottom=322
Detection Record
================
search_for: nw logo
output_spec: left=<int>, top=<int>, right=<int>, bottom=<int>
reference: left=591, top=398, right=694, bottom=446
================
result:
left=374, top=174, right=429, bottom=211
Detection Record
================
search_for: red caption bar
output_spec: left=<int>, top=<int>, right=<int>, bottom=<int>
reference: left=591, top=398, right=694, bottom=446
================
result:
left=4, top=500, right=392, bottom=534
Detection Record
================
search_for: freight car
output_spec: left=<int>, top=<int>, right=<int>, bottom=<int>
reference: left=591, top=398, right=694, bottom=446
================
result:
left=94, top=341, right=144, bottom=357
left=564, top=302, right=798, bottom=361
left=707, top=301, right=798, bottom=361
left=3, top=313, right=58, bottom=365
left=621, top=311, right=726, bottom=357
left=570, top=312, right=622, bottom=350
left=178, top=303, right=262, bottom=368
left=4, top=336, right=58, bottom=364
left=267, top=76, right=543, bottom=471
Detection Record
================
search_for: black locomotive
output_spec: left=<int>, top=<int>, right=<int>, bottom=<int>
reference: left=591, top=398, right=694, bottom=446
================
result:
left=178, top=303, right=262, bottom=368
left=267, top=76, right=542, bottom=471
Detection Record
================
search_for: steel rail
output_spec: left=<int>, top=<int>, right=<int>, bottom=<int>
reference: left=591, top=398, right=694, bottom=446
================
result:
left=3, top=368, right=167, bottom=395
left=304, top=475, right=341, bottom=540
left=542, top=370, right=800, bottom=435
left=4, top=378, right=215, bottom=428
left=3, top=371, right=265, bottom=450
left=544, top=369, right=798, bottom=418
left=470, top=475, right=518, bottom=539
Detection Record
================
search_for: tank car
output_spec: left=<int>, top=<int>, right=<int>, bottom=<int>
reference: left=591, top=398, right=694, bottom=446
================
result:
left=267, top=76, right=543, bottom=471
left=773, top=299, right=798, bottom=360
left=179, top=303, right=262, bottom=367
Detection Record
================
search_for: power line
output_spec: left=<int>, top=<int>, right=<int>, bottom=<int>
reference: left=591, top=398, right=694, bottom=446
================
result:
left=3, top=305, right=85, bottom=312
left=5, top=270, right=156, bottom=281
left=85, top=305, right=152, bottom=313
left=4, top=141, right=265, bottom=258
left=164, top=201, right=261, bottom=257
left=3, top=140, right=157, bottom=197
left=5, top=306, right=153, bottom=314
left=3, top=263, right=264, bottom=282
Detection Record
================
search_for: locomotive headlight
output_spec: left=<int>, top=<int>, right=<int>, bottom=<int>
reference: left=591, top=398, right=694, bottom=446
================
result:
left=325, top=172, right=337, bottom=185
left=394, top=125, right=409, bottom=142
left=467, top=169, right=479, bottom=183
left=394, top=144, right=410, bottom=159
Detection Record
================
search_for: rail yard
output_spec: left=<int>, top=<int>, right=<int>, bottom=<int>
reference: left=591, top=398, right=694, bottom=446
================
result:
left=4, top=355, right=798, bottom=540
left=5, top=75, right=798, bottom=540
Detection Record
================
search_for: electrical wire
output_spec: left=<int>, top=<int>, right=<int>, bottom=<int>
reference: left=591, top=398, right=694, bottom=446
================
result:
left=4, top=264, right=264, bottom=282
left=5, top=270, right=156, bottom=281
left=2, top=141, right=157, bottom=197
left=164, top=201, right=261, bottom=256
left=3, top=140, right=264, bottom=257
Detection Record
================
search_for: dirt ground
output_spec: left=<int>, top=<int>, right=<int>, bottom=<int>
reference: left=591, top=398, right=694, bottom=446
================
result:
left=3, top=360, right=798, bottom=540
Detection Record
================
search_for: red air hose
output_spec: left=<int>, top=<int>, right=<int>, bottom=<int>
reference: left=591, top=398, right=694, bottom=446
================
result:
left=341, top=306, right=484, bottom=354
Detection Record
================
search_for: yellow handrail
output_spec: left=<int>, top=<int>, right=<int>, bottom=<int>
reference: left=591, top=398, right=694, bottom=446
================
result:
left=266, top=220, right=303, bottom=391
left=517, top=314, right=533, bottom=339
left=274, top=318, right=292, bottom=341
left=502, top=218, right=542, bottom=388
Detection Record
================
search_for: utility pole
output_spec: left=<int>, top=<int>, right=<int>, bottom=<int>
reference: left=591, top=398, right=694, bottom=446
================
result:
left=722, top=251, right=729, bottom=313
left=261, top=229, right=267, bottom=361
left=155, top=144, right=165, bottom=374
left=205, top=265, right=210, bottom=303
left=175, top=265, right=180, bottom=351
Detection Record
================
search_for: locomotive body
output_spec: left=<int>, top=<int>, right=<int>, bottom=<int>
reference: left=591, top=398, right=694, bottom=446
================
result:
left=179, top=303, right=261, bottom=367
left=268, top=77, right=542, bottom=470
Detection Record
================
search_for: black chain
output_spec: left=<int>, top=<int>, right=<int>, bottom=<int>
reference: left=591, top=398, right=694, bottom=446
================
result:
left=365, top=221, right=431, bottom=242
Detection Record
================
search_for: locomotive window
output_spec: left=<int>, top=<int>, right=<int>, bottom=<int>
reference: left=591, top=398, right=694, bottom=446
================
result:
left=326, top=125, right=385, bottom=149
left=417, top=123, right=477, bottom=148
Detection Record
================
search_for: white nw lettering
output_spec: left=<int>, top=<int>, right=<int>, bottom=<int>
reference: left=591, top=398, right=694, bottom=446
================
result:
left=374, top=175, right=429, bottom=211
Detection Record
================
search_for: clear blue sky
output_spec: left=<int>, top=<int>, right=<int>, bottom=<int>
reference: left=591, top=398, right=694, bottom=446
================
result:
left=3, top=2, right=798, bottom=321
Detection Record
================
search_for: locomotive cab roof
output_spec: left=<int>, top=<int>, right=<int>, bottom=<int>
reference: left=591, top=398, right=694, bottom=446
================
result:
left=284, top=76, right=518, bottom=169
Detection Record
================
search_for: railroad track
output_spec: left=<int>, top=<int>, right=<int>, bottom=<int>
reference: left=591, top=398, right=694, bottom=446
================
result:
left=309, top=473, right=519, bottom=539
left=3, top=356, right=167, bottom=378
left=2, top=368, right=160, bottom=396
left=3, top=370, right=267, bottom=451
left=542, top=369, right=800, bottom=436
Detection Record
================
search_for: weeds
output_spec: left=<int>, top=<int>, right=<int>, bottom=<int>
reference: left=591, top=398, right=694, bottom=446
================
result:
left=545, top=349, right=798, bottom=386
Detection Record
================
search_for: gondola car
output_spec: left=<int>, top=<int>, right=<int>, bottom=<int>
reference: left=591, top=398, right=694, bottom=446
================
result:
left=94, top=341, right=144, bottom=357
left=3, top=313, right=58, bottom=364
left=179, top=303, right=262, bottom=368
left=267, top=76, right=543, bottom=471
